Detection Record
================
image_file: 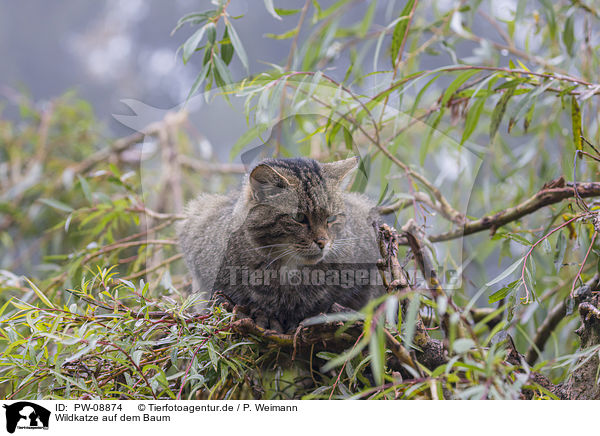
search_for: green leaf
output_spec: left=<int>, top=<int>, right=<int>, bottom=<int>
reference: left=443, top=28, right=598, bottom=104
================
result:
left=452, top=338, right=475, bottom=354
left=265, top=29, right=299, bottom=40
left=350, top=153, right=370, bottom=193
left=182, top=25, right=208, bottom=63
left=316, top=0, right=352, bottom=20
left=488, top=280, right=519, bottom=304
left=311, top=0, right=322, bottom=15
left=523, top=101, right=535, bottom=132
left=206, top=23, right=217, bottom=44
left=495, top=78, right=525, bottom=90
left=390, top=0, right=415, bottom=66
left=369, top=320, right=386, bottom=386
left=343, top=127, right=353, bottom=150
left=461, top=97, right=484, bottom=144
left=541, top=237, right=551, bottom=253
left=358, top=2, right=376, bottom=38
left=185, top=62, right=210, bottom=102
left=171, top=11, right=215, bottom=35
left=132, top=350, right=144, bottom=366
left=274, top=8, right=301, bottom=15
left=24, top=277, right=55, bottom=309
left=486, top=258, right=523, bottom=287
left=321, top=337, right=368, bottom=372
left=263, top=0, right=282, bottom=20
left=563, top=14, right=575, bottom=57
left=402, top=295, right=421, bottom=348
left=212, top=54, right=233, bottom=85
left=571, top=95, right=582, bottom=150
left=554, top=232, right=567, bottom=273
left=38, top=198, right=74, bottom=213
left=77, top=175, right=93, bottom=204
left=489, top=87, right=515, bottom=139
left=538, top=0, right=557, bottom=40
left=508, top=80, right=554, bottom=130
left=226, top=22, right=249, bottom=72
left=441, top=70, right=479, bottom=107
left=207, top=342, right=218, bottom=371
left=409, top=73, right=441, bottom=116
left=492, top=230, right=532, bottom=246
left=218, top=28, right=232, bottom=56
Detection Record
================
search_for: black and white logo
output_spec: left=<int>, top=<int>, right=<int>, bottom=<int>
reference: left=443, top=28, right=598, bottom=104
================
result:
left=3, top=402, right=50, bottom=433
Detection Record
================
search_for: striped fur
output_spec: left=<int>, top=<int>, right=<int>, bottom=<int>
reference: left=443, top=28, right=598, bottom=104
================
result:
left=177, top=157, right=384, bottom=332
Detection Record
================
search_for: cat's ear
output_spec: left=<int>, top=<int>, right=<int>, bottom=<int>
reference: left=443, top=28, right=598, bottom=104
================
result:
left=321, top=156, right=359, bottom=185
left=249, top=163, right=292, bottom=201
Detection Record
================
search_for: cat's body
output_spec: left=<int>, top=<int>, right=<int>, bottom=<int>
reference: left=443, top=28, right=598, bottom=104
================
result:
left=177, top=157, right=384, bottom=331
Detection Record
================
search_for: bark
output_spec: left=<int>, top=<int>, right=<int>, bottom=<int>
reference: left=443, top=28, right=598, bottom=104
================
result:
left=562, top=292, right=600, bottom=399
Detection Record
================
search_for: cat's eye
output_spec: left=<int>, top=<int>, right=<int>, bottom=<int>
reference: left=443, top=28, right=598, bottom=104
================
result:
left=327, top=213, right=343, bottom=224
left=291, top=212, right=308, bottom=223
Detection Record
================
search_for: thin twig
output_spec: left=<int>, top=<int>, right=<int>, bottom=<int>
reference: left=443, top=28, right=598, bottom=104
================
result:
left=177, top=336, right=212, bottom=400
left=285, top=0, right=311, bottom=71
left=328, top=332, right=364, bottom=400
left=121, top=253, right=183, bottom=281
left=521, top=215, right=590, bottom=303
left=82, top=239, right=177, bottom=263
left=570, top=231, right=598, bottom=298
left=178, top=155, right=246, bottom=174
left=377, top=0, right=419, bottom=127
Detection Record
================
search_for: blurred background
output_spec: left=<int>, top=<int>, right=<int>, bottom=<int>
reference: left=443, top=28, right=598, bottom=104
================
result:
left=0, top=1, right=525, bottom=137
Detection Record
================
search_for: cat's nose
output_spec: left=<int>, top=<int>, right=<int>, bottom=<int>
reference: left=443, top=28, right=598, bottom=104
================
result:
left=314, top=237, right=328, bottom=249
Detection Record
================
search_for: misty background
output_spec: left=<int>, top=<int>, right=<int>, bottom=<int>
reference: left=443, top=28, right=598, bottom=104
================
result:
left=0, top=1, right=520, bottom=146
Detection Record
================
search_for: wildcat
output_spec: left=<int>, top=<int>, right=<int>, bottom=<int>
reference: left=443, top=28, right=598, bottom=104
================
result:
left=177, top=156, right=384, bottom=332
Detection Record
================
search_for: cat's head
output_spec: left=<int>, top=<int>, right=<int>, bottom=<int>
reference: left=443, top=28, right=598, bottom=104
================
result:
left=243, top=157, right=358, bottom=265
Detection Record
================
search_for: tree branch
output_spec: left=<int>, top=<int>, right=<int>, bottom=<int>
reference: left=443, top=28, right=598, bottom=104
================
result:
left=380, top=178, right=600, bottom=243
left=71, top=111, right=189, bottom=177
left=178, top=155, right=246, bottom=174
left=525, top=300, right=567, bottom=366
left=525, top=275, right=600, bottom=367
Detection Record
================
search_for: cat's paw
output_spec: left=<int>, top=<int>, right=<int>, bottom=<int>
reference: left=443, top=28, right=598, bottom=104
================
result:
left=231, top=304, right=252, bottom=321
left=229, top=304, right=286, bottom=333
left=253, top=309, right=285, bottom=333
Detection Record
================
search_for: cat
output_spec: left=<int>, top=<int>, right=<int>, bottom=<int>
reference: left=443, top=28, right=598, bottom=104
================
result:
left=177, top=156, right=384, bottom=332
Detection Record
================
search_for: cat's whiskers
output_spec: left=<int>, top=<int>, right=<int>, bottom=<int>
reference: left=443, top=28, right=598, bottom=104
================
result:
left=329, top=245, right=344, bottom=258
left=329, top=240, right=355, bottom=259
left=283, top=251, right=300, bottom=268
left=264, top=247, right=296, bottom=269
left=244, top=243, right=291, bottom=253
left=331, top=240, right=353, bottom=250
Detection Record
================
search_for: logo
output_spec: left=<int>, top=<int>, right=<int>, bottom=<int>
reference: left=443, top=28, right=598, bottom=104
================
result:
left=3, top=402, right=50, bottom=433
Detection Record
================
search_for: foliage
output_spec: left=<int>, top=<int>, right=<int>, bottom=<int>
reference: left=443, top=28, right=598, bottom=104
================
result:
left=2, top=0, right=600, bottom=399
